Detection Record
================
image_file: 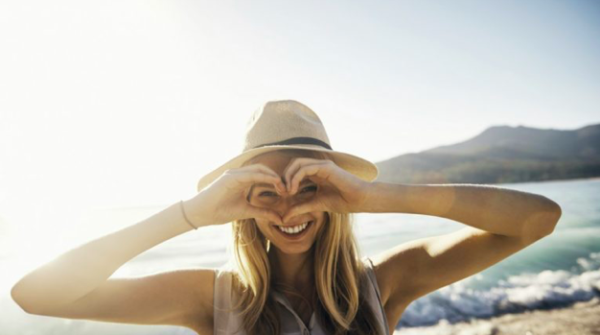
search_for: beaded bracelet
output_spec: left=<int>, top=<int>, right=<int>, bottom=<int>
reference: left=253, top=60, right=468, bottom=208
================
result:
left=179, top=200, right=198, bottom=230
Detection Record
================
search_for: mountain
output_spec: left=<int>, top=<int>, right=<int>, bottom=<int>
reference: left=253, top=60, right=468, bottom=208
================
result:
left=374, top=124, right=600, bottom=184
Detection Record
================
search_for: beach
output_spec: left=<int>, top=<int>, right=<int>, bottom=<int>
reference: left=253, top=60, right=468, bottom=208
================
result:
left=395, top=297, right=600, bottom=335
left=1, top=178, right=599, bottom=334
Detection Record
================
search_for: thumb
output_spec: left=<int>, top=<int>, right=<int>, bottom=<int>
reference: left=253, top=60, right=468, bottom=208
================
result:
left=283, top=199, right=323, bottom=223
left=247, top=206, right=283, bottom=225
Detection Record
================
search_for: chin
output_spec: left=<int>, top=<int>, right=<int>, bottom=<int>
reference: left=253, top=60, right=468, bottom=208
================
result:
left=271, top=242, right=315, bottom=255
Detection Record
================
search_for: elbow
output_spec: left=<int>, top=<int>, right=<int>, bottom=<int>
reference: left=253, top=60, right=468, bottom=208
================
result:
left=522, top=200, right=562, bottom=243
left=544, top=198, right=563, bottom=229
left=11, top=284, right=31, bottom=314
left=534, top=201, right=563, bottom=238
left=11, top=282, right=43, bottom=315
left=11, top=283, right=33, bottom=314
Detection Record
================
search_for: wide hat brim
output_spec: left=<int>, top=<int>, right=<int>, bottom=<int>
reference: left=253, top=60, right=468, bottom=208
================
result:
left=196, top=144, right=379, bottom=192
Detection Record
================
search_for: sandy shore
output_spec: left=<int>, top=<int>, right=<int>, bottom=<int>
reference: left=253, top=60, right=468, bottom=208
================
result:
left=394, top=297, right=600, bottom=335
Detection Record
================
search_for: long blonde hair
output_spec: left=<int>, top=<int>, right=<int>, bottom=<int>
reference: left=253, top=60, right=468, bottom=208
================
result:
left=226, top=149, right=383, bottom=335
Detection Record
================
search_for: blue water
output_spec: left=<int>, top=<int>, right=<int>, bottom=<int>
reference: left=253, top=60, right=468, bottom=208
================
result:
left=390, top=178, right=600, bottom=329
left=1, top=178, right=598, bottom=334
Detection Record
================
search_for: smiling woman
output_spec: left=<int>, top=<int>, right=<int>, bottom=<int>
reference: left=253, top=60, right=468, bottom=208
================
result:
left=10, top=100, right=562, bottom=335
left=228, top=148, right=385, bottom=334
left=244, top=150, right=325, bottom=247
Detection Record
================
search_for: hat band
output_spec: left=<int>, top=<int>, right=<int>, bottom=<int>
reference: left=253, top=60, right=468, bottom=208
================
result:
left=251, top=137, right=332, bottom=150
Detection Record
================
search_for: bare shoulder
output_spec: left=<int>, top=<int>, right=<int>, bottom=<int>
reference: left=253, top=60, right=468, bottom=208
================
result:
left=369, top=226, right=546, bottom=314
left=166, top=268, right=217, bottom=333
left=368, top=239, right=425, bottom=314
left=17, top=268, right=217, bottom=334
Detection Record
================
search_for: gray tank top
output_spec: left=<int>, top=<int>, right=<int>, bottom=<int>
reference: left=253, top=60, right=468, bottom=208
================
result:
left=213, top=256, right=391, bottom=335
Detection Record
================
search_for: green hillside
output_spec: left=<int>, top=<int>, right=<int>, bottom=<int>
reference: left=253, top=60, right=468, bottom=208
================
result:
left=374, top=124, right=600, bottom=185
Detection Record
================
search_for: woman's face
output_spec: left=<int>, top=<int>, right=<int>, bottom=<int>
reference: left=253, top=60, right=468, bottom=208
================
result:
left=246, top=151, right=326, bottom=255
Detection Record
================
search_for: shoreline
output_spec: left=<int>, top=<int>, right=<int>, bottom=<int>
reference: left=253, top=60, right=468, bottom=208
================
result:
left=394, top=297, right=600, bottom=335
left=496, top=175, right=600, bottom=185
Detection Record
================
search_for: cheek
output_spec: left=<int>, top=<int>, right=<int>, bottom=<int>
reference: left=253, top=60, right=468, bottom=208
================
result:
left=316, top=212, right=327, bottom=223
left=254, top=220, right=272, bottom=235
left=315, top=221, right=325, bottom=234
left=311, top=215, right=325, bottom=232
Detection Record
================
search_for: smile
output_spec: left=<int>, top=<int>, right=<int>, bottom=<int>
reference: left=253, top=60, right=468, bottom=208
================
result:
left=275, top=220, right=314, bottom=239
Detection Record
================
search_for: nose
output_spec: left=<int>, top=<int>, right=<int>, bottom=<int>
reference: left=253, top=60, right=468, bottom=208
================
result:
left=272, top=193, right=302, bottom=218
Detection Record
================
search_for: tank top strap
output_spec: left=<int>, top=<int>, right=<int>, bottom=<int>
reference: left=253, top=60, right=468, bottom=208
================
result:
left=362, top=256, right=392, bottom=335
left=213, top=267, right=232, bottom=334
left=213, top=267, right=248, bottom=334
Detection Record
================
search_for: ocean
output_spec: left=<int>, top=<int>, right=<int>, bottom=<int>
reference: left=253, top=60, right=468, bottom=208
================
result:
left=1, top=178, right=599, bottom=334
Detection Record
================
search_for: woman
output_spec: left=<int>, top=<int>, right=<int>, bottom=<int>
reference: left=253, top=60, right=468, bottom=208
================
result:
left=11, top=100, right=563, bottom=335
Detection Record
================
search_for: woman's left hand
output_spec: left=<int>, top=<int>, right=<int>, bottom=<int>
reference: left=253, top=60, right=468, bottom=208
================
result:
left=281, top=157, right=373, bottom=222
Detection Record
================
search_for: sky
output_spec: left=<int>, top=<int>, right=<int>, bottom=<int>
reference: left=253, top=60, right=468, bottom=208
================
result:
left=1, top=0, right=599, bottom=228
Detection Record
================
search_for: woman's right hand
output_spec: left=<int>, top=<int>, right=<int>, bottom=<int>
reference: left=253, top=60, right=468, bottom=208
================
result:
left=183, top=164, right=287, bottom=227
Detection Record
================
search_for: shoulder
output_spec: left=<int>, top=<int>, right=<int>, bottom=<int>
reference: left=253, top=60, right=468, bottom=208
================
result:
left=367, top=226, right=539, bottom=311
left=360, top=256, right=390, bottom=302
left=173, top=268, right=217, bottom=332
left=184, top=266, right=238, bottom=334
left=211, top=267, right=250, bottom=334
left=365, top=244, right=422, bottom=308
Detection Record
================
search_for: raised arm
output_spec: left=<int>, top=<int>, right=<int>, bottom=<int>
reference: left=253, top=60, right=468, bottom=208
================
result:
left=362, top=182, right=562, bottom=238
left=10, top=200, right=212, bottom=329
left=10, top=163, right=287, bottom=333
left=361, top=182, right=562, bottom=321
left=276, top=158, right=563, bottom=329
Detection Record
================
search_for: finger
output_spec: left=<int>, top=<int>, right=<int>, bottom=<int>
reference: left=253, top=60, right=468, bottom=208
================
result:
left=235, top=172, right=284, bottom=193
left=249, top=163, right=279, bottom=177
left=283, top=157, right=322, bottom=191
left=283, top=157, right=323, bottom=192
left=246, top=206, right=283, bottom=225
left=246, top=164, right=286, bottom=193
left=235, top=164, right=285, bottom=187
left=289, top=162, right=330, bottom=195
left=282, top=159, right=300, bottom=192
left=283, top=200, right=324, bottom=224
left=242, top=164, right=281, bottom=181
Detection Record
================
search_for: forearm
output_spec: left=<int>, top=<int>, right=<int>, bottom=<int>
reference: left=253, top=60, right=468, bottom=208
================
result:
left=11, top=199, right=204, bottom=312
left=362, top=182, right=562, bottom=237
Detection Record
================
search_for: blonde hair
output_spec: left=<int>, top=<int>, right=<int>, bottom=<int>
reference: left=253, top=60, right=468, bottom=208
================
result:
left=225, top=149, right=383, bottom=335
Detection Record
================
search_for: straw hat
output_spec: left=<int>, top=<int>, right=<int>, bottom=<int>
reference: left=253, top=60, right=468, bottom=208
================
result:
left=196, top=100, right=378, bottom=192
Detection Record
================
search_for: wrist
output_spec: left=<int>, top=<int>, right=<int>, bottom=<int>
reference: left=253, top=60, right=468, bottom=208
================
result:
left=181, top=197, right=211, bottom=229
left=361, top=181, right=409, bottom=213
left=359, top=181, right=381, bottom=213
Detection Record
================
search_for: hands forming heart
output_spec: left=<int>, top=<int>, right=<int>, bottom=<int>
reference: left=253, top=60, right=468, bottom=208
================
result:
left=280, top=157, right=373, bottom=223
left=185, top=157, right=374, bottom=227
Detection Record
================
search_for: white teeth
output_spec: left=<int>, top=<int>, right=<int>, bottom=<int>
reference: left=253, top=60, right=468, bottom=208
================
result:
left=278, top=221, right=311, bottom=235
